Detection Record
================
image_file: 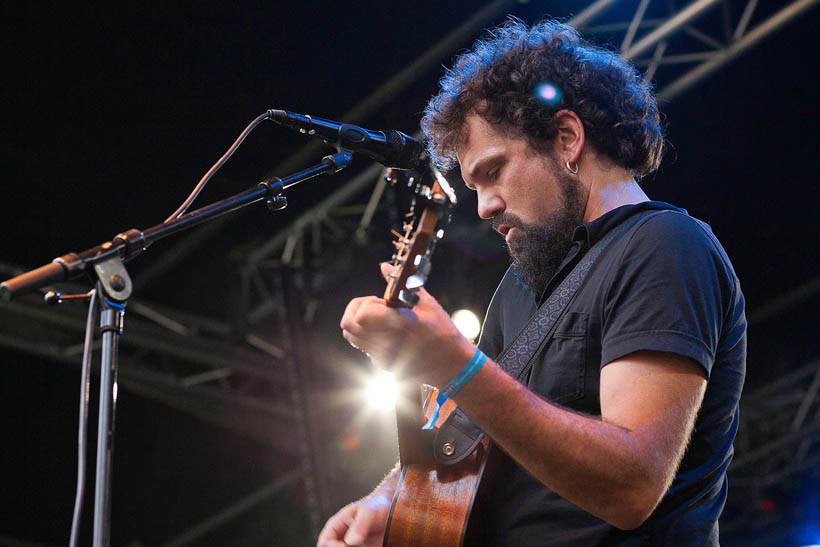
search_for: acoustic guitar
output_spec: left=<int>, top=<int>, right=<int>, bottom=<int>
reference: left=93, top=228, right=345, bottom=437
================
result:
left=380, top=166, right=489, bottom=547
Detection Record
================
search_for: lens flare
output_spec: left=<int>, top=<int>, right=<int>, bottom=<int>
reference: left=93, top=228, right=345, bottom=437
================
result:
left=535, top=82, right=562, bottom=105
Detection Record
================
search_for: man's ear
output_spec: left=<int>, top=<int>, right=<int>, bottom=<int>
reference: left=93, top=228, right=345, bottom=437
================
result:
left=552, top=109, right=585, bottom=164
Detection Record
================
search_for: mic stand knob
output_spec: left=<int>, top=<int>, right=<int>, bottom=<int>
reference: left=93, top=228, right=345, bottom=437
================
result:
left=267, top=195, right=288, bottom=210
left=44, top=290, right=94, bottom=305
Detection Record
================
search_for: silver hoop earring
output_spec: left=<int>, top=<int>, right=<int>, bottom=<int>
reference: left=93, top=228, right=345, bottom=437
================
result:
left=565, top=160, right=579, bottom=175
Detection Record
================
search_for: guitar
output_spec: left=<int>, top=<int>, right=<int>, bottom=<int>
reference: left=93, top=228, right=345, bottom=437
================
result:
left=381, top=166, right=489, bottom=547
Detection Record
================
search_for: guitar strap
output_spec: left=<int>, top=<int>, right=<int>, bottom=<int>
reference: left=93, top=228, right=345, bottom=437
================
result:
left=433, top=209, right=663, bottom=465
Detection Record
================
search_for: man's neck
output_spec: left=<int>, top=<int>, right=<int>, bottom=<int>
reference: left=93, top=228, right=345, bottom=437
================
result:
left=581, top=161, right=649, bottom=222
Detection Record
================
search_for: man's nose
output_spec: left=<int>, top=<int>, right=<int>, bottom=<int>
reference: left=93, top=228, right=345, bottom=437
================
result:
left=477, top=189, right=505, bottom=220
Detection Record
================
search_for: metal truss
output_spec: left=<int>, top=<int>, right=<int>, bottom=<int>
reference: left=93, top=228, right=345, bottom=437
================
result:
left=156, top=470, right=303, bottom=547
left=721, top=358, right=820, bottom=537
left=582, top=0, right=819, bottom=101
left=0, top=264, right=296, bottom=452
left=238, top=0, right=818, bottom=273
left=732, top=359, right=820, bottom=487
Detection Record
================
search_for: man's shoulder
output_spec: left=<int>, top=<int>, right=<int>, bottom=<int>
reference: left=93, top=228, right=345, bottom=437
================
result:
left=612, top=202, right=711, bottom=239
left=632, top=206, right=713, bottom=236
left=616, top=205, right=734, bottom=272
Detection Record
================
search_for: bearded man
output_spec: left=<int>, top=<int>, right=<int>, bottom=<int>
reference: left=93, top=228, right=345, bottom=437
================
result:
left=318, top=18, right=746, bottom=547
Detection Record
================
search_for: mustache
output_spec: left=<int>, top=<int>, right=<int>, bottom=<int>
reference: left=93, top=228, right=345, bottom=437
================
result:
left=492, top=212, right=527, bottom=232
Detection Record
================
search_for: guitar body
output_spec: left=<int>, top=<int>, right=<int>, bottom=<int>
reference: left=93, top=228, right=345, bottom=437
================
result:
left=383, top=385, right=488, bottom=547
left=384, top=442, right=488, bottom=547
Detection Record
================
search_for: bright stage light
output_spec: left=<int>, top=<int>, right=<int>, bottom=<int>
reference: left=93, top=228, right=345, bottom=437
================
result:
left=452, top=309, right=481, bottom=341
left=365, top=370, right=397, bottom=411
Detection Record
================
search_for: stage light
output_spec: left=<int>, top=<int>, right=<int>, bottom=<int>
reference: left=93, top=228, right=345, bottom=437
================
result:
left=452, top=309, right=481, bottom=341
left=365, top=370, right=397, bottom=411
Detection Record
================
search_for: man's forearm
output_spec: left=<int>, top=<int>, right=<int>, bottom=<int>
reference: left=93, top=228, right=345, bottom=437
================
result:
left=450, top=357, right=691, bottom=529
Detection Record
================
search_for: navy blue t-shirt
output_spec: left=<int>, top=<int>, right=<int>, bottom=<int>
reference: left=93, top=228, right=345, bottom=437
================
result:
left=473, top=202, right=747, bottom=546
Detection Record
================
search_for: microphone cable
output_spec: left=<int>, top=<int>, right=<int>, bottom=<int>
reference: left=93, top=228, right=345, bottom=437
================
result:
left=68, top=288, right=99, bottom=547
left=164, top=111, right=272, bottom=222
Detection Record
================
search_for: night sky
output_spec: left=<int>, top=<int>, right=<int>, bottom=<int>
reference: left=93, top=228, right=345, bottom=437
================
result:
left=2, top=2, right=819, bottom=545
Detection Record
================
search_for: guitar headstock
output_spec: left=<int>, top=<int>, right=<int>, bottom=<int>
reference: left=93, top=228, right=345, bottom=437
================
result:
left=383, top=165, right=456, bottom=308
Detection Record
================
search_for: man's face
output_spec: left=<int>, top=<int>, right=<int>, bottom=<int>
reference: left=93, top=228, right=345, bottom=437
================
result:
left=456, top=114, right=587, bottom=294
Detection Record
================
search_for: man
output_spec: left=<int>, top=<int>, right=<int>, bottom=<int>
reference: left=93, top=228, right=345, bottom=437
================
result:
left=318, top=19, right=745, bottom=546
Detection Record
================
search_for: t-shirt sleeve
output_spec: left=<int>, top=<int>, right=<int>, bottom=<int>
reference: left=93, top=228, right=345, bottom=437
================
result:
left=600, top=212, right=733, bottom=377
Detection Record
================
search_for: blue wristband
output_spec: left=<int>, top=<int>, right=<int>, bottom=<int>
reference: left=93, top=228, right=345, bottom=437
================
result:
left=422, top=348, right=487, bottom=430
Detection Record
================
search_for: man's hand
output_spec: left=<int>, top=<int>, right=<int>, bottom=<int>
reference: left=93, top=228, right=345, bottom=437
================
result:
left=317, top=464, right=399, bottom=547
left=339, top=263, right=475, bottom=387
left=316, top=493, right=392, bottom=547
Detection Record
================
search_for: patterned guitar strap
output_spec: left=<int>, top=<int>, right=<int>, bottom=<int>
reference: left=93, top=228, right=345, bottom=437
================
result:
left=432, top=209, right=662, bottom=465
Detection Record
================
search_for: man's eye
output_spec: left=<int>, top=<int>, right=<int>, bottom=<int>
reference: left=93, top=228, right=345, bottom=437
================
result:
left=488, top=168, right=500, bottom=180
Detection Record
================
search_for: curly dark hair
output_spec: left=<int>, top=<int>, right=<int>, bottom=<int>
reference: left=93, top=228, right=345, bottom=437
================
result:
left=421, top=18, right=664, bottom=178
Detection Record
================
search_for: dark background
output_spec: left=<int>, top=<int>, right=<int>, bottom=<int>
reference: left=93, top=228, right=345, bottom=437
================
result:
left=1, top=2, right=819, bottom=545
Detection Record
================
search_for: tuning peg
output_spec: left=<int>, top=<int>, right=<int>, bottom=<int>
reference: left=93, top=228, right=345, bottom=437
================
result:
left=399, top=289, right=420, bottom=307
left=405, top=273, right=427, bottom=290
left=415, top=257, right=432, bottom=277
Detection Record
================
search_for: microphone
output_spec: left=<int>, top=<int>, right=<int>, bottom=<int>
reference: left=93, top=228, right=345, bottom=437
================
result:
left=267, top=109, right=425, bottom=169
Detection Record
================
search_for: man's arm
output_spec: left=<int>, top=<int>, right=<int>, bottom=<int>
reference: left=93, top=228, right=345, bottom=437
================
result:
left=453, top=347, right=707, bottom=529
left=341, top=285, right=708, bottom=530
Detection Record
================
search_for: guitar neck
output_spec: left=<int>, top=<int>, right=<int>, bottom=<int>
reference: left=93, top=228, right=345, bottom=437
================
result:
left=379, top=170, right=452, bottom=466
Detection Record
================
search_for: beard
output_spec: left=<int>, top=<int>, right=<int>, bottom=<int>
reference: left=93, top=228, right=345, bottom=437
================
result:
left=494, top=160, right=587, bottom=296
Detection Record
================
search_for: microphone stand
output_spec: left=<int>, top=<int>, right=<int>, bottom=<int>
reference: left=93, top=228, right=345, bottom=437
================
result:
left=0, top=150, right=352, bottom=546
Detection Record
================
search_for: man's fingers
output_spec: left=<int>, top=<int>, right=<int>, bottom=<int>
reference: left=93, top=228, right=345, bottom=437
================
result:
left=342, top=507, right=373, bottom=545
left=342, top=330, right=367, bottom=352
left=318, top=492, right=391, bottom=546
left=340, top=297, right=367, bottom=330
left=316, top=537, right=346, bottom=547
left=317, top=504, right=358, bottom=547
left=341, top=296, right=387, bottom=330
left=344, top=500, right=387, bottom=546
